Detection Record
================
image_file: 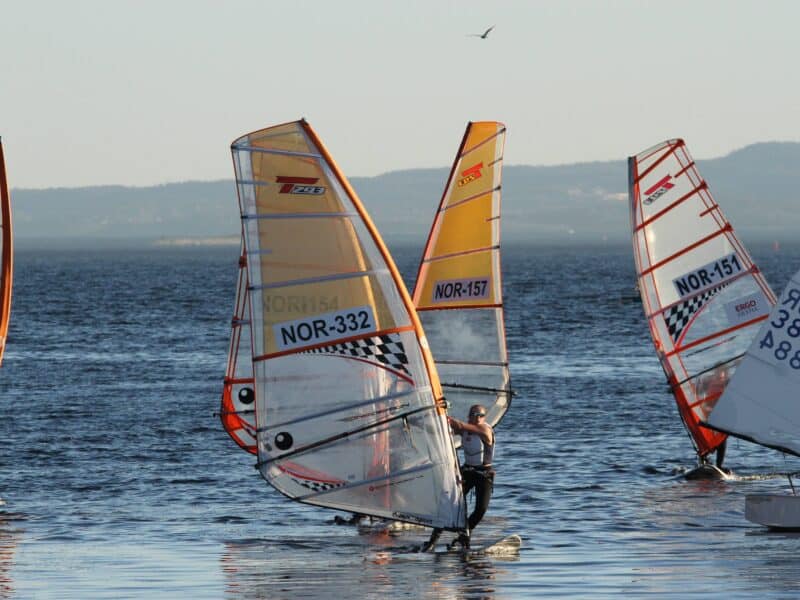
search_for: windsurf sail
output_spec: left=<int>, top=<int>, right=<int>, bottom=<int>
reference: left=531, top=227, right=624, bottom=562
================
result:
left=411, top=122, right=511, bottom=429
left=629, top=139, right=776, bottom=458
left=230, top=120, right=466, bottom=530
left=220, top=236, right=257, bottom=454
left=705, top=267, right=800, bottom=457
left=0, top=138, right=12, bottom=366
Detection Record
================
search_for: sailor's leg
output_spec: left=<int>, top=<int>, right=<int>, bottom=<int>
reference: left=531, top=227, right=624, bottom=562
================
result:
left=447, top=530, right=471, bottom=551
left=467, top=471, right=494, bottom=531
left=715, top=439, right=727, bottom=469
left=419, top=528, right=442, bottom=553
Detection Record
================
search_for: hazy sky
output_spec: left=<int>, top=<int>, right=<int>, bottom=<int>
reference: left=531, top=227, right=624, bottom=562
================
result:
left=2, top=0, right=799, bottom=188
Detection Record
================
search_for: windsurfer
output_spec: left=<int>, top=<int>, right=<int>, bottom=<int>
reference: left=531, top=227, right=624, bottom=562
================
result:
left=450, top=404, right=496, bottom=533
left=419, top=404, right=496, bottom=552
left=699, top=367, right=730, bottom=471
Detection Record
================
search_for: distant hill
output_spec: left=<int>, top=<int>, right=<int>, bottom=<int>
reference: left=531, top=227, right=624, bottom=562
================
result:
left=10, top=141, right=800, bottom=247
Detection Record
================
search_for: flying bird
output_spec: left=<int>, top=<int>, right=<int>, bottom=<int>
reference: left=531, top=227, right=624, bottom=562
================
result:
left=467, top=25, right=495, bottom=39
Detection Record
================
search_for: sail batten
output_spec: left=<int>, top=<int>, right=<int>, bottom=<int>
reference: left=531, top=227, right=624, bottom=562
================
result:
left=629, top=138, right=776, bottom=457
left=243, top=211, right=358, bottom=220
left=258, top=404, right=439, bottom=465
left=438, top=187, right=501, bottom=212
left=412, top=121, right=511, bottom=432
left=254, top=388, right=418, bottom=431
left=227, top=119, right=466, bottom=530
left=295, top=464, right=437, bottom=501
left=249, top=268, right=388, bottom=290
left=234, top=145, right=322, bottom=159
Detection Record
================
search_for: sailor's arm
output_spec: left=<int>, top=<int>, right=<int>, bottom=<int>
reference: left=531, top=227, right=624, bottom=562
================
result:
left=448, top=417, right=493, bottom=445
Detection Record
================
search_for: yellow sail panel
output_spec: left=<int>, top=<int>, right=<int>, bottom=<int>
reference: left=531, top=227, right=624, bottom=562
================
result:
left=428, top=194, right=493, bottom=258
left=0, top=139, right=11, bottom=366
left=238, top=128, right=397, bottom=357
left=414, top=121, right=505, bottom=311
left=415, top=251, right=496, bottom=308
left=412, top=122, right=511, bottom=433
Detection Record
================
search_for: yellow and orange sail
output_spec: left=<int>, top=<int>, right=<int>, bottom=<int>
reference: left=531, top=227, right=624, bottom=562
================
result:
left=412, top=121, right=511, bottom=429
left=0, top=139, right=12, bottom=366
left=221, top=120, right=467, bottom=530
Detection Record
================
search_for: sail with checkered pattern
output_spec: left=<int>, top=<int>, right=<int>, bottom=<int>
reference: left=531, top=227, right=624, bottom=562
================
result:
left=412, top=122, right=511, bottom=434
left=229, top=120, right=467, bottom=531
left=0, top=139, right=12, bottom=367
left=629, top=139, right=776, bottom=458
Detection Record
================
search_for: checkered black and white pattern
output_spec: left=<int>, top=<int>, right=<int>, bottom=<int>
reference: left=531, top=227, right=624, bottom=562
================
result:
left=663, top=284, right=726, bottom=342
left=304, top=334, right=411, bottom=375
left=291, top=478, right=345, bottom=493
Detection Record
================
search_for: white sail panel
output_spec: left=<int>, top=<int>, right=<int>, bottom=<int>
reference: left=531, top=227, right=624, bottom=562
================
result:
left=412, top=122, right=510, bottom=430
left=231, top=120, right=466, bottom=530
left=706, top=268, right=800, bottom=456
left=629, top=139, right=775, bottom=457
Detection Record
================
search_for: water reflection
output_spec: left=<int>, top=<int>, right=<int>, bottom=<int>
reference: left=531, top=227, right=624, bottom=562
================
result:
left=0, top=513, right=23, bottom=598
left=221, top=532, right=517, bottom=600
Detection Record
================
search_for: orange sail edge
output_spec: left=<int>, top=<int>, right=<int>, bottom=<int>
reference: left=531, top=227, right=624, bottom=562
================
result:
left=220, top=383, right=257, bottom=455
left=0, top=138, right=13, bottom=367
left=298, top=120, right=446, bottom=411
left=672, top=384, right=727, bottom=457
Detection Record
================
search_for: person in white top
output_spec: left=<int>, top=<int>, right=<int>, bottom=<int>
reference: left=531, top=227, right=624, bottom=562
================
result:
left=419, top=403, right=496, bottom=552
left=448, top=404, right=496, bottom=535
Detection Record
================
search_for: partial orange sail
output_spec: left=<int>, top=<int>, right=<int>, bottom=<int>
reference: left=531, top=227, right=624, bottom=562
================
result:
left=220, top=236, right=257, bottom=453
left=412, top=121, right=511, bottom=430
left=0, top=139, right=12, bottom=366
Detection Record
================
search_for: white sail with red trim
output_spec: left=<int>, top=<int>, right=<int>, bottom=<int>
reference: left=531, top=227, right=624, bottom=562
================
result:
left=412, top=122, right=510, bottom=430
left=229, top=120, right=466, bottom=530
left=629, top=139, right=776, bottom=458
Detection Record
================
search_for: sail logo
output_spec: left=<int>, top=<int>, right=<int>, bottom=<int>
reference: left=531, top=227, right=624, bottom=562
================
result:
left=276, top=176, right=326, bottom=195
left=457, top=162, right=483, bottom=187
left=643, top=175, right=674, bottom=205
left=724, top=291, right=770, bottom=325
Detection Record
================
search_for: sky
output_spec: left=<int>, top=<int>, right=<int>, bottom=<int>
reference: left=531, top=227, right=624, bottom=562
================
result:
left=2, top=0, right=800, bottom=189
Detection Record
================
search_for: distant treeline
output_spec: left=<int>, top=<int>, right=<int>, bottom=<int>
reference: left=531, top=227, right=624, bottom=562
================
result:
left=10, top=141, right=800, bottom=246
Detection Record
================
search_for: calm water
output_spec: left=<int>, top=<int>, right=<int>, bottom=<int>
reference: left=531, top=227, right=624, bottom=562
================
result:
left=1, top=241, right=800, bottom=599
